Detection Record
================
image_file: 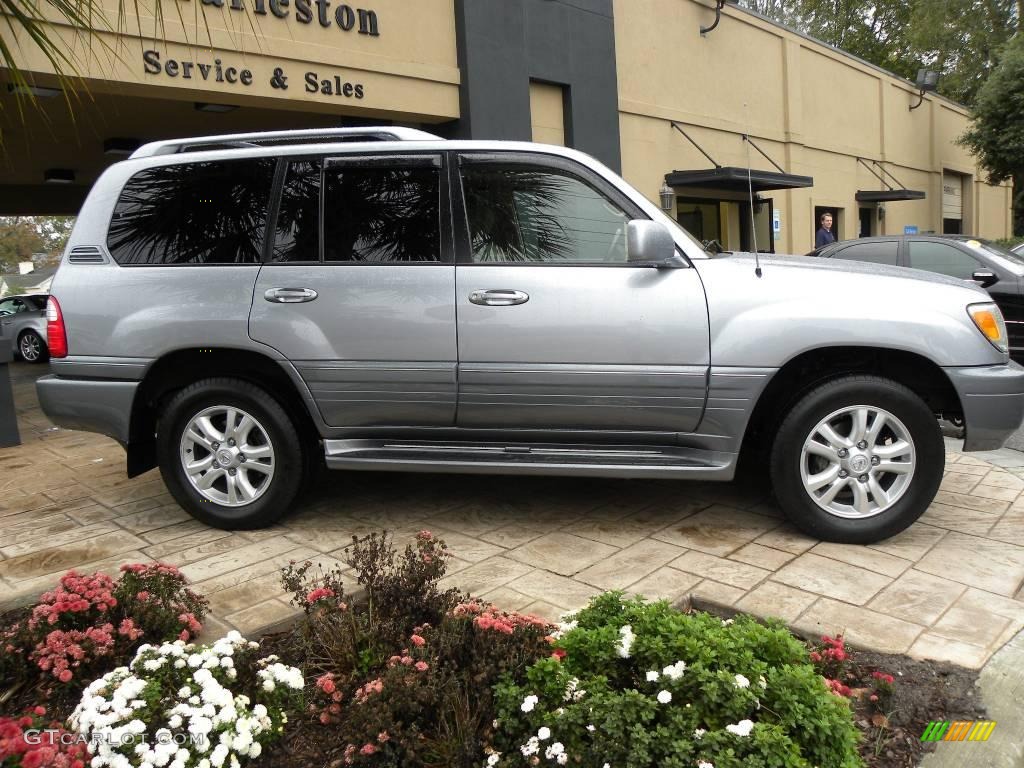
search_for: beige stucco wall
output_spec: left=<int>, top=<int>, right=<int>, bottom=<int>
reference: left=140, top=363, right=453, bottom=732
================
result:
left=3, top=0, right=460, bottom=122
left=530, top=82, right=566, bottom=146
left=614, top=0, right=1012, bottom=253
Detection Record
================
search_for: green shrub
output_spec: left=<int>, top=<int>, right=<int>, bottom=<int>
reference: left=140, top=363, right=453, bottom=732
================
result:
left=488, top=592, right=862, bottom=768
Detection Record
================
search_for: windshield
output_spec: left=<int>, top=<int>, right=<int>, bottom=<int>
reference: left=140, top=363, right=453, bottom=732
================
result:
left=659, top=213, right=714, bottom=255
left=962, top=239, right=1024, bottom=277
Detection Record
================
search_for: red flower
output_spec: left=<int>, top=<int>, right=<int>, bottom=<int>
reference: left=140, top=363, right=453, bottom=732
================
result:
left=551, top=649, right=567, bottom=662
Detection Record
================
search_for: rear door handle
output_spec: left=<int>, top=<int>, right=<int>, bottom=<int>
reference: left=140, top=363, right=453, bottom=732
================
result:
left=469, top=289, right=530, bottom=307
left=264, top=288, right=318, bottom=304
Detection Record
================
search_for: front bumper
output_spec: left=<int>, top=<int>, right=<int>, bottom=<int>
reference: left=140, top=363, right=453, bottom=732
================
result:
left=36, top=375, right=138, bottom=444
left=944, top=362, right=1024, bottom=451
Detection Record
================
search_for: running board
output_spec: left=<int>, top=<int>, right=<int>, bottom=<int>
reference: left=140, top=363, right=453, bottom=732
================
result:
left=323, top=439, right=737, bottom=480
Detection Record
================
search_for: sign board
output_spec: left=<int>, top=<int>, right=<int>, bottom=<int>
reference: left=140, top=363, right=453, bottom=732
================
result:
left=904, top=225, right=919, bottom=235
left=772, top=209, right=782, bottom=241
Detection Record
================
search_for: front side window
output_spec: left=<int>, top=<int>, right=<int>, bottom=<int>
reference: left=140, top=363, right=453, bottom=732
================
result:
left=460, top=163, right=631, bottom=264
left=322, top=163, right=440, bottom=263
left=108, top=158, right=276, bottom=265
left=908, top=241, right=979, bottom=280
left=834, top=241, right=899, bottom=266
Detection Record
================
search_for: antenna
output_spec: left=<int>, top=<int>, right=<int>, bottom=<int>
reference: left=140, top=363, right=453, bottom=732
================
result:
left=743, top=103, right=763, bottom=278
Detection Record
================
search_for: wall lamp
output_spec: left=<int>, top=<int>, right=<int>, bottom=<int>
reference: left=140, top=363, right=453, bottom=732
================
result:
left=700, top=0, right=739, bottom=36
left=909, top=68, right=940, bottom=111
left=660, top=182, right=676, bottom=212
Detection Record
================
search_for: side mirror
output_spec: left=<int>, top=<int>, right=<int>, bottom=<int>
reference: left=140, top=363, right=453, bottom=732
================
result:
left=627, top=220, right=678, bottom=267
left=972, top=270, right=998, bottom=288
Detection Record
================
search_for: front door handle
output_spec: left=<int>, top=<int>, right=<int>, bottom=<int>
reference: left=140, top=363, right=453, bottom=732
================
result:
left=264, top=288, right=318, bottom=304
left=469, top=289, right=530, bottom=307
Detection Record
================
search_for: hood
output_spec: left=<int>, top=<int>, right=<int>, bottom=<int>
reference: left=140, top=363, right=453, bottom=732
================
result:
left=717, top=251, right=986, bottom=292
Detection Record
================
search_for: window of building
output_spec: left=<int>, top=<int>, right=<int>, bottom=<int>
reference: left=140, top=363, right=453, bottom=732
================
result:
left=322, top=163, right=441, bottom=263
left=107, top=159, right=276, bottom=265
left=272, top=159, right=321, bottom=263
left=460, top=164, right=631, bottom=264
left=908, top=241, right=979, bottom=280
left=832, top=240, right=899, bottom=266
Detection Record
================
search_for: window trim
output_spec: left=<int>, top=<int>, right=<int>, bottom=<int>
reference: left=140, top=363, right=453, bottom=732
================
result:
left=451, top=151, right=652, bottom=268
left=107, top=157, right=277, bottom=268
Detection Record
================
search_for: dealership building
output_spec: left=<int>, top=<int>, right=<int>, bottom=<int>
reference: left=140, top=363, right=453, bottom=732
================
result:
left=0, top=0, right=1013, bottom=253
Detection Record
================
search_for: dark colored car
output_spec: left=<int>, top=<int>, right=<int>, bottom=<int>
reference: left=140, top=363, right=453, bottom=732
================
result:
left=809, top=235, right=1024, bottom=361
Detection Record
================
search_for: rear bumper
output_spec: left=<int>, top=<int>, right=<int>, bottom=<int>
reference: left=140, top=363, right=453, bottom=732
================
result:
left=944, top=362, right=1024, bottom=451
left=36, top=375, right=138, bottom=444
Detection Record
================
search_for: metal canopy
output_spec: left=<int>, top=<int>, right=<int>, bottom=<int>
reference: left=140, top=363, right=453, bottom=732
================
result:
left=855, top=189, right=927, bottom=202
left=666, top=167, right=814, bottom=193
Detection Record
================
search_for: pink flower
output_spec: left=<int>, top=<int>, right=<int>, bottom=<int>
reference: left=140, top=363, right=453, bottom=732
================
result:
left=58, top=669, right=72, bottom=683
left=410, top=634, right=426, bottom=647
left=305, top=588, right=336, bottom=605
left=360, top=743, right=377, bottom=755
left=319, top=712, right=331, bottom=725
left=415, top=661, right=429, bottom=672
left=377, top=731, right=390, bottom=743
left=417, top=530, right=433, bottom=541
left=179, top=630, right=190, bottom=642
left=136, top=591, right=150, bottom=601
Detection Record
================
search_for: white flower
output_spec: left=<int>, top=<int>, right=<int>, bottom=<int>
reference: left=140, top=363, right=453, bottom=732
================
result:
left=520, top=736, right=539, bottom=757
left=734, top=674, right=750, bottom=689
left=248, top=744, right=261, bottom=759
left=722, top=618, right=734, bottom=626
left=726, top=719, right=755, bottom=737
left=486, top=754, right=501, bottom=767
left=617, top=624, right=635, bottom=658
left=544, top=742, right=565, bottom=759
left=656, top=690, right=672, bottom=704
left=694, top=728, right=706, bottom=739
left=521, top=695, right=539, bottom=713
left=646, top=670, right=659, bottom=682
left=174, top=659, right=186, bottom=669
left=662, top=660, right=686, bottom=680
left=758, top=675, right=767, bottom=689
left=699, top=762, right=715, bottom=768
left=262, top=680, right=275, bottom=692
left=586, top=724, right=596, bottom=732
left=556, top=755, right=568, bottom=765
left=537, top=727, right=551, bottom=740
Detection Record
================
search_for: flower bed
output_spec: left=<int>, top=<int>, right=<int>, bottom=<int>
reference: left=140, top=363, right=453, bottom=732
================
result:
left=0, top=533, right=987, bottom=768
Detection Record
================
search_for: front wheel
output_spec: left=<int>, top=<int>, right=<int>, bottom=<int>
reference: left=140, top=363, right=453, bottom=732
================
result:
left=156, top=378, right=305, bottom=529
left=18, top=330, right=48, bottom=363
left=770, top=375, right=944, bottom=544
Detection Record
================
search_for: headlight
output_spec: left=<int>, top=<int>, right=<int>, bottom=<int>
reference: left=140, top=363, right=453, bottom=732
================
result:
left=968, top=302, right=1009, bottom=354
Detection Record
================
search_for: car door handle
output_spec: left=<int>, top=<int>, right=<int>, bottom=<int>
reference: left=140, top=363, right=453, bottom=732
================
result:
left=469, top=289, right=530, bottom=307
left=264, top=288, right=318, bottom=304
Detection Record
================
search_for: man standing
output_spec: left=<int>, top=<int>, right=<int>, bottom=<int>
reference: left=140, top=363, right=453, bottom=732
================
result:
left=816, top=212, right=836, bottom=248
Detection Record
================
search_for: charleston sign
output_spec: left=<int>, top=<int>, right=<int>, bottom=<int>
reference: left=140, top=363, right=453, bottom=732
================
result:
left=185, top=0, right=379, bottom=36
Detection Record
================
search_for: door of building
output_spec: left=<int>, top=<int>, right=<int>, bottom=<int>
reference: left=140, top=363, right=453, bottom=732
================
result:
left=943, top=171, right=964, bottom=234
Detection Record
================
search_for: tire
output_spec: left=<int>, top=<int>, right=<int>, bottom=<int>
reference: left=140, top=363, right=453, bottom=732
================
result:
left=156, top=378, right=305, bottom=529
left=770, top=375, right=944, bottom=544
left=18, top=330, right=48, bottom=363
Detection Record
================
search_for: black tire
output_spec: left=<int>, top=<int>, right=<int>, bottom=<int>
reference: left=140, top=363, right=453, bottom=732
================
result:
left=18, top=330, right=48, bottom=363
left=156, top=378, right=305, bottom=529
left=770, top=375, right=944, bottom=544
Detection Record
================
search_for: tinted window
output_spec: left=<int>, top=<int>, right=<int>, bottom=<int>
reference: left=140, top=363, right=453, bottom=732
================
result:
left=322, top=163, right=440, bottom=263
left=272, top=159, right=321, bottom=263
left=908, top=241, right=979, bottom=280
left=0, top=298, right=26, bottom=315
left=833, top=241, right=899, bottom=266
left=461, top=164, right=631, bottom=264
left=108, top=159, right=276, bottom=265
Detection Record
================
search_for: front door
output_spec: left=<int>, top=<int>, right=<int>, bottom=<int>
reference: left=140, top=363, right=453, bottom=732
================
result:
left=452, top=153, right=710, bottom=433
left=249, top=153, right=457, bottom=428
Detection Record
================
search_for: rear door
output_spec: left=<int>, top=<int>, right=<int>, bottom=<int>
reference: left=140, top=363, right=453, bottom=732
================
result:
left=249, top=153, right=457, bottom=428
left=451, top=152, right=709, bottom=433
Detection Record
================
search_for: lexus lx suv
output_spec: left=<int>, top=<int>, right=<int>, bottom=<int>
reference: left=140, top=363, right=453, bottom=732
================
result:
left=36, top=128, right=1024, bottom=544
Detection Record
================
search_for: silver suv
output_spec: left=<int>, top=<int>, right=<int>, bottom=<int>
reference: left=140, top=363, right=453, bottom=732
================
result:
left=37, top=128, right=1024, bottom=544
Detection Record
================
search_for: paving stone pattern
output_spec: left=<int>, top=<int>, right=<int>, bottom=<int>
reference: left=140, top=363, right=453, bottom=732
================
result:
left=2, top=363, right=1024, bottom=668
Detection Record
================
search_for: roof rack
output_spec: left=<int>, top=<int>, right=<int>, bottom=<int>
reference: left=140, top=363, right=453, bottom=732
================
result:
left=130, top=127, right=443, bottom=159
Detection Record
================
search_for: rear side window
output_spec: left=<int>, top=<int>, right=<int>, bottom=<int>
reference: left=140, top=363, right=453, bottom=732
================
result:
left=832, top=241, right=899, bottom=266
left=322, top=163, right=441, bottom=263
left=107, top=159, right=276, bottom=265
left=272, top=159, right=321, bottom=263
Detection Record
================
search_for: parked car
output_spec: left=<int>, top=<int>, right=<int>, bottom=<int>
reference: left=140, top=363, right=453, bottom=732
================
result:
left=36, top=129, right=1024, bottom=544
left=809, top=235, right=1024, bottom=362
left=0, top=293, right=49, bottom=363
left=1012, top=242, right=1024, bottom=257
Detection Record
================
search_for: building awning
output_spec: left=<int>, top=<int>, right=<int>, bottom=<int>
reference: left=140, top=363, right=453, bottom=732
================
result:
left=855, top=189, right=926, bottom=203
left=666, top=167, right=814, bottom=193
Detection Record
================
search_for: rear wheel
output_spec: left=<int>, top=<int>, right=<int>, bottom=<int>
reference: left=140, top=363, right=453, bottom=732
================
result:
left=18, top=330, right=47, bottom=363
left=157, top=378, right=305, bottom=529
left=770, top=375, right=943, bottom=544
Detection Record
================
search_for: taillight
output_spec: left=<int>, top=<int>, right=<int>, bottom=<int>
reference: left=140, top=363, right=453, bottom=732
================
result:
left=46, top=296, right=68, bottom=358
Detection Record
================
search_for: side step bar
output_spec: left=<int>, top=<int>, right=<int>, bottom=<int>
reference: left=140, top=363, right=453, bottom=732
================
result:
left=323, top=439, right=737, bottom=480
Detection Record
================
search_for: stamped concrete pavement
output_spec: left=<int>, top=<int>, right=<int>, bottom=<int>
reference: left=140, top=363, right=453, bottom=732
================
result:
left=2, top=361, right=1023, bottom=669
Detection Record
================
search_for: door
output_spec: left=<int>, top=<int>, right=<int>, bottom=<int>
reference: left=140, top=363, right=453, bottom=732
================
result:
left=249, top=153, right=458, bottom=428
left=452, top=153, right=710, bottom=433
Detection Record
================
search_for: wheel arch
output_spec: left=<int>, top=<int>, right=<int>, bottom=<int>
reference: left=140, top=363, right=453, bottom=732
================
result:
left=740, top=345, right=962, bottom=467
left=127, top=347, right=321, bottom=477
